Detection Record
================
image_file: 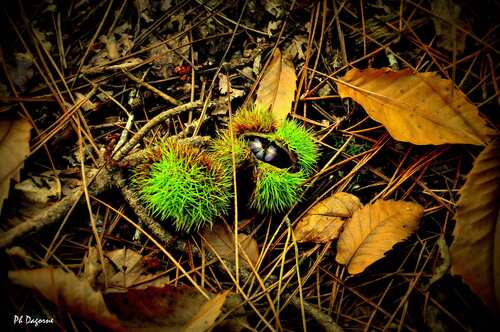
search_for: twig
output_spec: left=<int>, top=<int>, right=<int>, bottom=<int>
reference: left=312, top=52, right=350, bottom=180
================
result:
left=0, top=191, right=81, bottom=249
left=112, top=112, right=134, bottom=154
left=112, top=100, right=203, bottom=161
left=119, top=185, right=174, bottom=244
left=0, top=167, right=115, bottom=249
left=122, top=70, right=181, bottom=106
left=0, top=135, right=211, bottom=249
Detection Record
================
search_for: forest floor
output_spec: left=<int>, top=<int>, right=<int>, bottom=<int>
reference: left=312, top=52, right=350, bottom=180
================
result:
left=1, top=1, right=499, bottom=331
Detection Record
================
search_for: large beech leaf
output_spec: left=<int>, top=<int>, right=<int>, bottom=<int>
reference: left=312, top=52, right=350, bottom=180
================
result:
left=256, top=48, right=297, bottom=123
left=336, top=200, right=424, bottom=274
left=450, top=138, right=500, bottom=311
left=8, top=268, right=122, bottom=331
left=336, top=67, right=495, bottom=145
left=0, top=116, right=31, bottom=213
left=295, top=192, right=362, bottom=243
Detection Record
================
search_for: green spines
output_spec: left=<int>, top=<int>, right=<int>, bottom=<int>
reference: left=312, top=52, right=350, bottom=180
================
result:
left=232, top=104, right=276, bottom=135
left=274, top=120, right=318, bottom=174
left=250, top=120, right=318, bottom=213
left=210, top=133, right=249, bottom=168
left=213, top=104, right=319, bottom=214
left=251, top=163, right=306, bottom=213
left=134, top=104, right=319, bottom=234
left=135, top=142, right=233, bottom=233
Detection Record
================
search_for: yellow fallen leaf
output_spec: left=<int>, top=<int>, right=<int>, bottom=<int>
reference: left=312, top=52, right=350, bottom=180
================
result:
left=183, top=290, right=229, bottom=332
left=203, top=224, right=260, bottom=268
left=450, top=138, right=500, bottom=311
left=256, top=48, right=297, bottom=123
left=336, top=67, right=495, bottom=145
left=295, top=192, right=362, bottom=243
left=9, top=268, right=122, bottom=331
left=336, top=200, right=424, bottom=274
left=0, top=116, right=31, bottom=213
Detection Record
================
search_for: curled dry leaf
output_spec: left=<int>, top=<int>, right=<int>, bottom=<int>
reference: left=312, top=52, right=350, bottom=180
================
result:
left=450, top=138, right=500, bottom=311
left=336, top=200, right=424, bottom=274
left=8, top=268, right=122, bottom=331
left=203, top=224, right=259, bottom=268
left=0, top=116, right=31, bottom=213
left=336, top=67, right=495, bottom=145
left=295, top=192, right=362, bottom=243
left=256, top=48, right=297, bottom=123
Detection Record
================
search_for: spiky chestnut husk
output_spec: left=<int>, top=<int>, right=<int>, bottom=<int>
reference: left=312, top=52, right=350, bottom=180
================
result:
left=250, top=163, right=306, bottom=213
left=232, top=104, right=276, bottom=135
left=273, top=120, right=318, bottom=175
left=210, top=132, right=250, bottom=168
left=133, top=142, right=233, bottom=233
left=250, top=120, right=318, bottom=213
left=213, top=105, right=319, bottom=214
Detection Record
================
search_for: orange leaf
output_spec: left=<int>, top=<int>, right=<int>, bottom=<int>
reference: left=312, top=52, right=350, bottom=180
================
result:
left=336, top=67, right=495, bottom=145
left=256, top=49, right=297, bottom=123
left=336, top=200, right=424, bottom=274
left=9, top=268, right=123, bottom=331
left=0, top=116, right=31, bottom=213
left=450, top=138, right=500, bottom=311
left=295, top=192, right=362, bottom=243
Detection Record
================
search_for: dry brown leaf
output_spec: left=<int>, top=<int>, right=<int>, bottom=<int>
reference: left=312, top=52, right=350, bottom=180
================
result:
left=0, top=116, right=31, bottom=213
left=450, top=138, right=500, bottom=311
left=83, top=247, right=101, bottom=285
left=15, top=172, right=61, bottom=204
left=105, top=286, right=206, bottom=330
left=9, top=52, right=34, bottom=90
left=75, top=92, right=97, bottom=111
left=256, top=48, right=297, bottom=123
left=295, top=192, right=362, bottom=243
left=336, top=67, right=495, bottom=145
left=183, top=290, right=229, bottom=332
left=336, top=200, right=424, bottom=274
left=149, top=34, right=189, bottom=78
left=8, top=268, right=122, bottom=331
left=101, top=35, right=120, bottom=60
left=84, top=247, right=170, bottom=290
left=431, top=0, right=467, bottom=54
left=104, top=285, right=234, bottom=331
left=203, top=224, right=259, bottom=268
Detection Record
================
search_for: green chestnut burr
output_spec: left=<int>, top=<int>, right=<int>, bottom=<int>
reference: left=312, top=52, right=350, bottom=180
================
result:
left=214, top=104, right=319, bottom=214
left=133, top=141, right=233, bottom=233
